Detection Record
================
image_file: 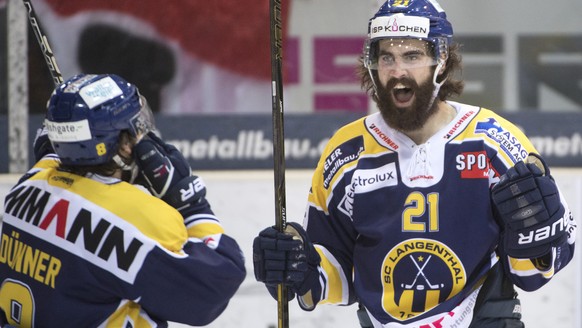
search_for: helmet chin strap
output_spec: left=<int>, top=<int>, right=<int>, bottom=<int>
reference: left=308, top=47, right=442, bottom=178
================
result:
left=367, top=68, right=379, bottom=99
left=426, top=60, right=446, bottom=112
left=113, top=154, right=138, bottom=183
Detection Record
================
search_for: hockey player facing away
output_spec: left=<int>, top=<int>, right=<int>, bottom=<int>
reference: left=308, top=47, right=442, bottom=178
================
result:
left=0, top=74, right=246, bottom=327
left=253, top=1, right=577, bottom=327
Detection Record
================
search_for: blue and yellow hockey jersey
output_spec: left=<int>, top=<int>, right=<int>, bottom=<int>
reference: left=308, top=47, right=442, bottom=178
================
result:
left=301, top=102, right=576, bottom=327
left=0, top=157, right=245, bottom=327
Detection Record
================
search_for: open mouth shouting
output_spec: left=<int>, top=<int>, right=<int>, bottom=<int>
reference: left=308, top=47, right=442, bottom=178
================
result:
left=376, top=75, right=438, bottom=132
left=392, top=82, right=415, bottom=108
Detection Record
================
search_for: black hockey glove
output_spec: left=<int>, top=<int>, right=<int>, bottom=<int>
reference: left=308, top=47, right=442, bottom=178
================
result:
left=133, top=132, right=208, bottom=216
left=253, top=222, right=321, bottom=302
left=491, top=154, right=567, bottom=259
left=33, top=124, right=55, bottom=162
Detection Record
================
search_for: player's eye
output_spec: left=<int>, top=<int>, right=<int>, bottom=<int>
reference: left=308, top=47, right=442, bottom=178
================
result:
left=403, top=51, right=423, bottom=62
left=379, top=54, right=395, bottom=65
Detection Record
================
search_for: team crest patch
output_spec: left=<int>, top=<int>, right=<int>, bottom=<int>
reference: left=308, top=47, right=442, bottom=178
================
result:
left=381, top=238, right=466, bottom=320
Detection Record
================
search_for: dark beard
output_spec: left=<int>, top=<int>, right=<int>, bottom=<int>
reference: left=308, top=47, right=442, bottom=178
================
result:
left=375, top=76, right=438, bottom=132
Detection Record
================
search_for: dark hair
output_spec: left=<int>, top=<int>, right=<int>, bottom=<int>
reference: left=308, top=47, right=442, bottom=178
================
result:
left=358, top=42, right=464, bottom=102
left=57, top=131, right=131, bottom=177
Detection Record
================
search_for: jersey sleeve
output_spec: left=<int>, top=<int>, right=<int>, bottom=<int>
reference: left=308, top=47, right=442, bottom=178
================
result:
left=478, top=109, right=577, bottom=292
left=299, top=119, right=370, bottom=308
left=179, top=176, right=226, bottom=240
left=134, top=233, right=246, bottom=326
left=80, top=173, right=245, bottom=326
left=136, top=183, right=244, bottom=326
left=108, top=185, right=246, bottom=326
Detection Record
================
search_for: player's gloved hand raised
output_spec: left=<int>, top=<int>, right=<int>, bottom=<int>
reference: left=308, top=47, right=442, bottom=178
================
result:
left=133, top=132, right=191, bottom=198
left=253, top=222, right=321, bottom=302
left=491, top=154, right=567, bottom=259
left=133, top=132, right=208, bottom=216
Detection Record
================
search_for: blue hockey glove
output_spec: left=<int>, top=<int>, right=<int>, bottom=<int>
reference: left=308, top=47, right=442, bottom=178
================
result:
left=33, top=124, right=55, bottom=162
left=491, top=154, right=567, bottom=259
left=133, top=132, right=209, bottom=216
left=253, top=222, right=321, bottom=302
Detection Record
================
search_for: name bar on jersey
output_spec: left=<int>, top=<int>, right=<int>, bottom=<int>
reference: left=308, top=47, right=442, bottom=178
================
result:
left=3, top=184, right=152, bottom=284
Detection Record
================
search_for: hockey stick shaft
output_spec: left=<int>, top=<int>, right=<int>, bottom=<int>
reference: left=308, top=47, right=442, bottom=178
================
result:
left=21, top=0, right=63, bottom=87
left=269, top=0, right=289, bottom=327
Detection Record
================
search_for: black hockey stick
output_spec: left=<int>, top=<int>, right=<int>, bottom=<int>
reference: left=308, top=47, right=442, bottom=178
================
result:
left=22, top=0, right=63, bottom=87
left=269, top=0, right=289, bottom=327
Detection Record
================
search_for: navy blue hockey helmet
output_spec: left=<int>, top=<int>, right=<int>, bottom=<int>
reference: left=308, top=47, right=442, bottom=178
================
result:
left=45, top=74, right=155, bottom=166
left=364, top=0, right=453, bottom=69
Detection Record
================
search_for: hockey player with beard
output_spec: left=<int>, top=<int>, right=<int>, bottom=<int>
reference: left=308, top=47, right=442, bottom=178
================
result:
left=0, top=74, right=245, bottom=327
left=253, top=1, right=577, bottom=327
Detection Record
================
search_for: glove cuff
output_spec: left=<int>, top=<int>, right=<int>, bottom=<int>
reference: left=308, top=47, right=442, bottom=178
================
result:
left=297, top=265, right=322, bottom=311
left=285, top=222, right=322, bottom=298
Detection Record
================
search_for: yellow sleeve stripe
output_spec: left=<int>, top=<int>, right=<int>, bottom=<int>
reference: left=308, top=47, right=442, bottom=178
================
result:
left=315, top=245, right=350, bottom=305
left=105, top=300, right=156, bottom=328
left=508, top=256, right=555, bottom=279
left=32, top=156, right=60, bottom=170
left=186, top=220, right=224, bottom=239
